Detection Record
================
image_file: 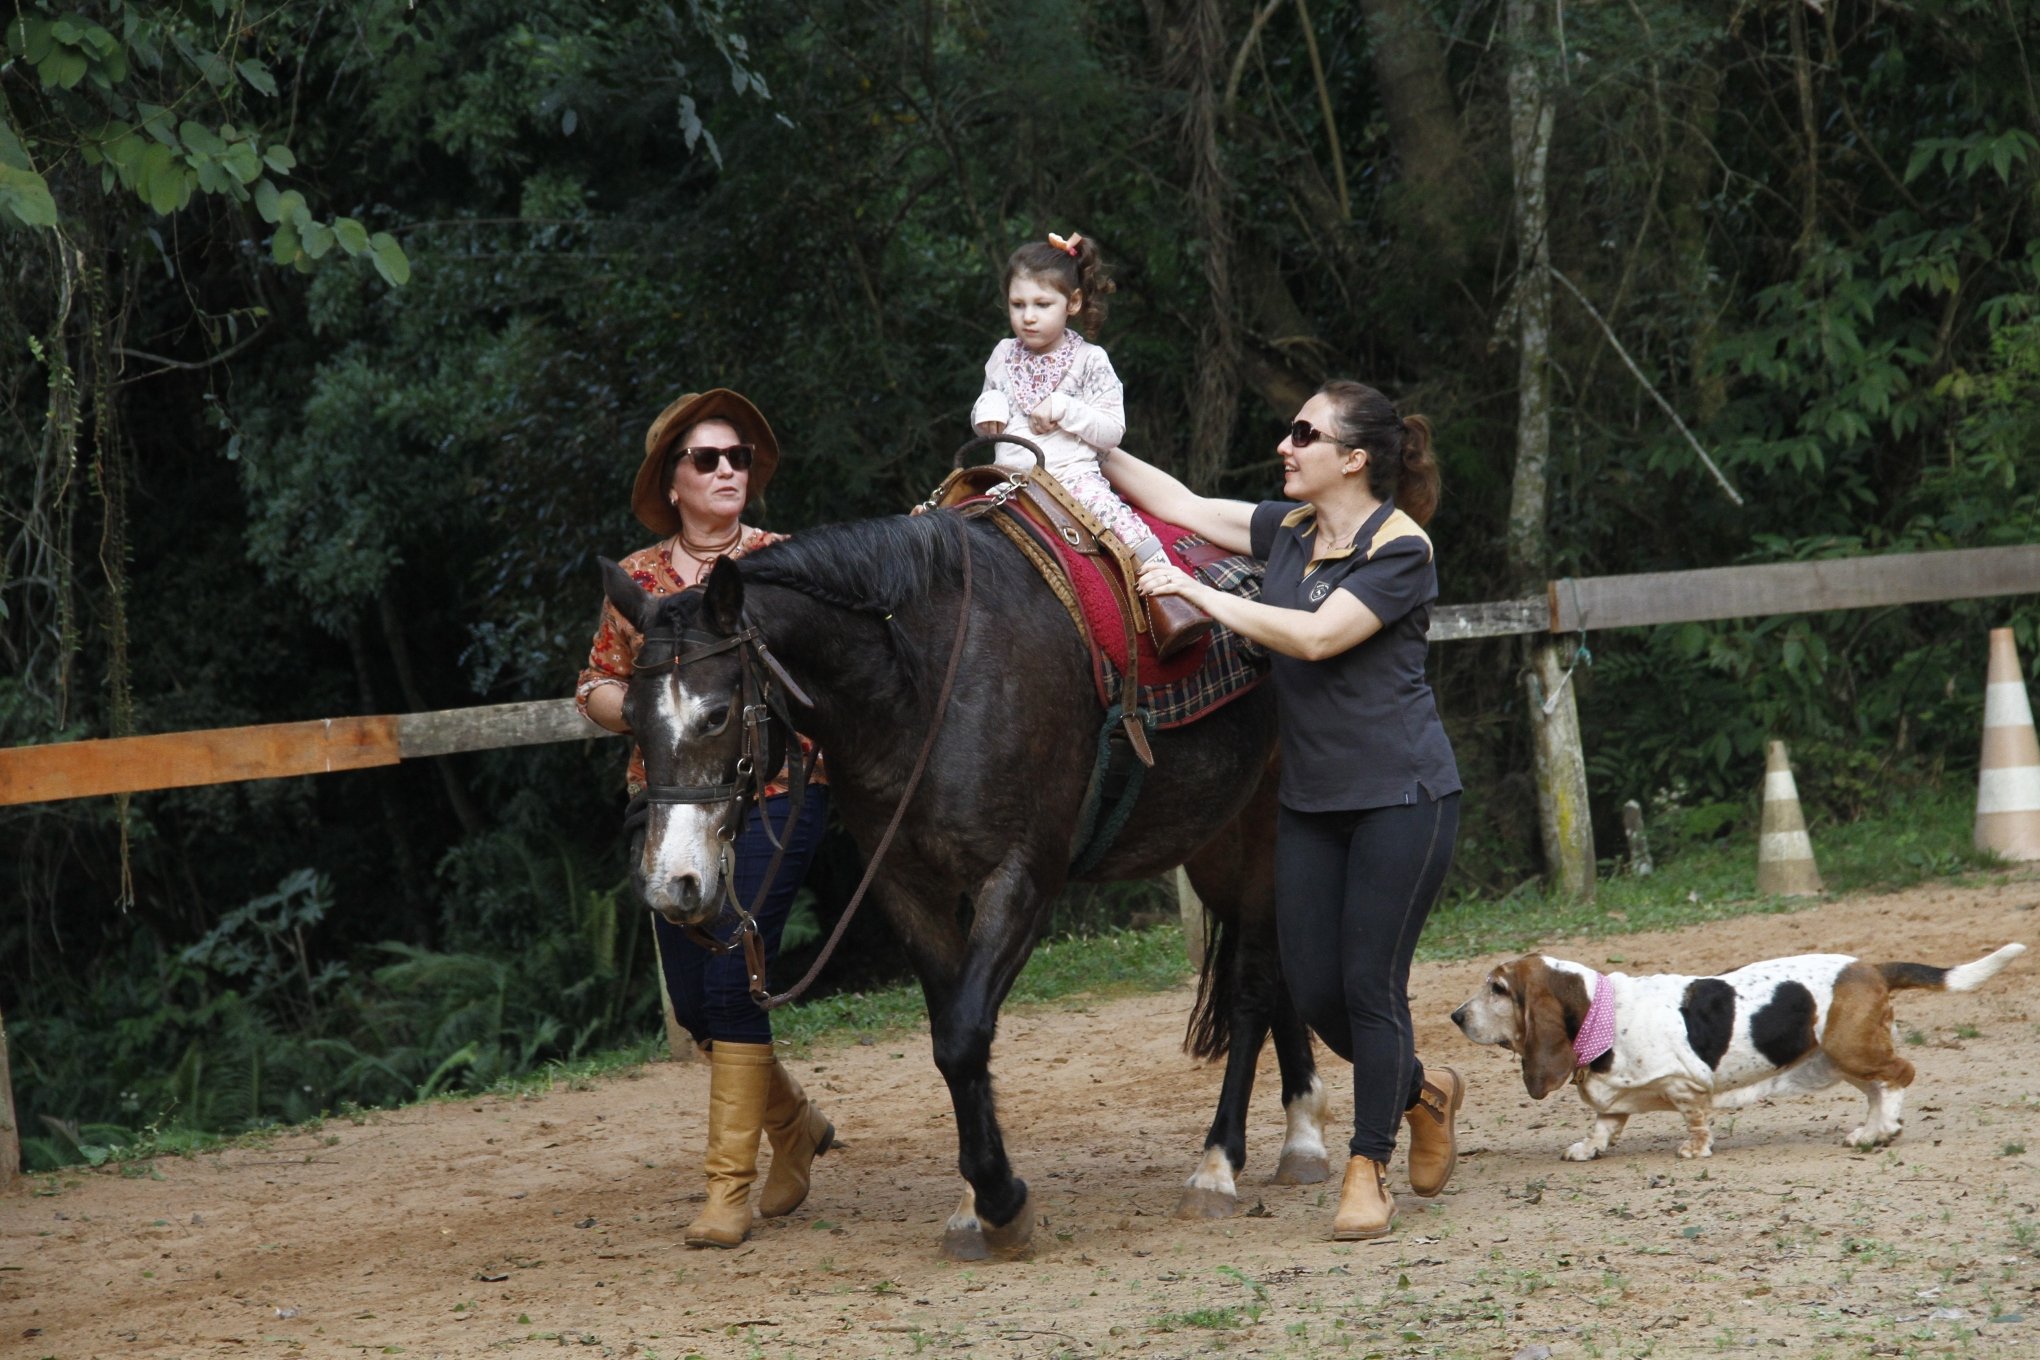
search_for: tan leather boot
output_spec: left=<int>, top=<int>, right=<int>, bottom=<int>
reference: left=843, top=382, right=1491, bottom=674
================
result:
left=757, top=1060, right=835, bottom=1218
left=1332, top=1155, right=1397, bottom=1240
left=682, top=1041, right=773, bottom=1248
left=1403, top=1065, right=1464, bottom=1198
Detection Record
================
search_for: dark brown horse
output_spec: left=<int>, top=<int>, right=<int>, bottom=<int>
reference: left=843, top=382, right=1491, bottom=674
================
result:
left=599, top=508, right=1323, bottom=1258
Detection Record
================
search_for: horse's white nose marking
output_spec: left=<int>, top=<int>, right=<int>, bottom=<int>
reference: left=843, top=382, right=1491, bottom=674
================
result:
left=642, top=677, right=719, bottom=904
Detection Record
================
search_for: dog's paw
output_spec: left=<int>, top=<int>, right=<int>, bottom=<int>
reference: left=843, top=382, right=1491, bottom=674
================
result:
left=1845, top=1122, right=1901, bottom=1149
left=1561, top=1141, right=1600, bottom=1162
left=1675, top=1142, right=1713, bottom=1159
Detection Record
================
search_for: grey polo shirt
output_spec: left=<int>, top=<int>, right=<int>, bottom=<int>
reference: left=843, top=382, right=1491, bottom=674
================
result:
left=1250, top=498, right=1462, bottom=812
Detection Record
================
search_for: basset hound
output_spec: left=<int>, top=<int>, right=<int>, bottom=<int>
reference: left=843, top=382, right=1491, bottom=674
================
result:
left=1450, top=943, right=2026, bottom=1161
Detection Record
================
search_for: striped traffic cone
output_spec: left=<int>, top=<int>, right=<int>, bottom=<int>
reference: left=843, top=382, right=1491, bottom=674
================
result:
left=1756, top=740, right=1823, bottom=896
left=1976, top=628, right=2040, bottom=861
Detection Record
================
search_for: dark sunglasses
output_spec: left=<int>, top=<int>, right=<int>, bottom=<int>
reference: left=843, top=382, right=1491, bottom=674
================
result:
left=674, top=443, right=755, bottom=474
left=1287, top=420, right=1348, bottom=450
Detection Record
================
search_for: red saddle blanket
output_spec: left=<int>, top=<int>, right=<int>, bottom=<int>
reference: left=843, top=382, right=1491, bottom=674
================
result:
left=1020, top=507, right=1268, bottom=729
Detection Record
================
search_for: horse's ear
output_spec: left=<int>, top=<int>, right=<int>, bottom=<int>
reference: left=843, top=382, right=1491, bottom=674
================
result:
left=599, top=558, right=660, bottom=634
left=702, top=556, right=746, bottom=634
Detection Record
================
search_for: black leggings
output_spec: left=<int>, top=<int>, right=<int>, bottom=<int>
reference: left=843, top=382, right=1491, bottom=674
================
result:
left=1275, top=793, right=1460, bottom=1162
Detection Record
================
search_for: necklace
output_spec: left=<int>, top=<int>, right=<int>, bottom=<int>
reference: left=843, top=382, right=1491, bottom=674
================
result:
left=670, top=525, right=744, bottom=584
left=676, top=524, right=743, bottom=561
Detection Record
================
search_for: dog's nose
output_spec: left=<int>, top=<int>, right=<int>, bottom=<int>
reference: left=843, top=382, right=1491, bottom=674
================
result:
left=1450, top=1004, right=1467, bottom=1029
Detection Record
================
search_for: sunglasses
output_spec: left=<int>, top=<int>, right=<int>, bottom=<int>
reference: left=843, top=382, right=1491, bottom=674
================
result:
left=674, top=443, right=755, bottom=474
left=1287, top=420, right=1348, bottom=450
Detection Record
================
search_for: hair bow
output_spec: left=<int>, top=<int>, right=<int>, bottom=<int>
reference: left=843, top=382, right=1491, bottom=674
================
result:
left=1047, top=232, right=1083, bottom=257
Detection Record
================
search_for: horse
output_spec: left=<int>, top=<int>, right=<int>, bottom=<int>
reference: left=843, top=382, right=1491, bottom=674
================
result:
left=599, top=508, right=1326, bottom=1258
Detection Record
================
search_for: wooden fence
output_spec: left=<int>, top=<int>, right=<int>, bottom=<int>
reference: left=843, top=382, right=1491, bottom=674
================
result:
left=3, top=544, right=2037, bottom=808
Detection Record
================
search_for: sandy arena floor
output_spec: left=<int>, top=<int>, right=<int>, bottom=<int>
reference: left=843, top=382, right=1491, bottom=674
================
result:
left=5, top=875, right=2037, bottom=1359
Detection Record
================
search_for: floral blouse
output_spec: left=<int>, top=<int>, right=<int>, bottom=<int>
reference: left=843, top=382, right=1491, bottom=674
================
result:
left=577, top=527, right=825, bottom=798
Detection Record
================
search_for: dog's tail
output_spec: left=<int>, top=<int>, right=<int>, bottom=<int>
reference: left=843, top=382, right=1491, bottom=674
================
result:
left=1879, top=942, right=2026, bottom=993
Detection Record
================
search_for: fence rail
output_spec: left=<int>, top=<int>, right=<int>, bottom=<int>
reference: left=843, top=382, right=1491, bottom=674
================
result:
left=3, top=545, right=2035, bottom=808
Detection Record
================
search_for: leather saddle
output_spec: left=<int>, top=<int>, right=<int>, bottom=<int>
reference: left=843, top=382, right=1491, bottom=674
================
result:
left=920, top=435, right=1209, bottom=767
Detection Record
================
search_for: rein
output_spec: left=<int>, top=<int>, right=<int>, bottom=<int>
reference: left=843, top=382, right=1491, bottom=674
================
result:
left=625, top=515, right=975, bottom=1010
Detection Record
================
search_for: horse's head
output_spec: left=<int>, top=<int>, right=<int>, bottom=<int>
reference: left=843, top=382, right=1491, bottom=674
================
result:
left=601, top=557, right=778, bottom=927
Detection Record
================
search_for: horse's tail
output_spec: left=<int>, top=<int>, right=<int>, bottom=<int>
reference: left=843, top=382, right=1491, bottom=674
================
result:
left=1185, top=906, right=1233, bottom=1062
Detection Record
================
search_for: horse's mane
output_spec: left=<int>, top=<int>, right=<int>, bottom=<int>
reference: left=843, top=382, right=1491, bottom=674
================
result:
left=735, top=511, right=973, bottom=616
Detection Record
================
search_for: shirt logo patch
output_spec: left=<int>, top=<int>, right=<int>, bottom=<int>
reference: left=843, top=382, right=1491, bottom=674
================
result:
left=1308, top=580, right=1331, bottom=603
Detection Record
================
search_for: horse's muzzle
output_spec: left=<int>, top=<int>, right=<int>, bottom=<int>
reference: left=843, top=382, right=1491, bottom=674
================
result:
left=640, top=870, right=714, bottom=926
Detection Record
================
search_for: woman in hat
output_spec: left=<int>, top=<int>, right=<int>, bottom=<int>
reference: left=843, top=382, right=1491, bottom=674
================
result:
left=578, top=389, right=833, bottom=1249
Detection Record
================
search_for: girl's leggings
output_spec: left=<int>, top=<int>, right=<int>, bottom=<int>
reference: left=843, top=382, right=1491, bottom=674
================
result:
left=1275, top=793, right=1460, bottom=1162
left=650, top=788, right=831, bottom=1046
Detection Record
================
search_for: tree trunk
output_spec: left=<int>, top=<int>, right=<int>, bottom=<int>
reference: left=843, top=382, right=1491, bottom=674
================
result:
left=1360, top=0, right=1470, bottom=262
left=1169, top=0, right=1243, bottom=487
left=1506, top=0, right=1595, bottom=900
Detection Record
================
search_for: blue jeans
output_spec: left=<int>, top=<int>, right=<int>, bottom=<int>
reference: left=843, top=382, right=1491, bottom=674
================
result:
left=652, top=788, right=831, bottom=1046
left=1275, top=793, right=1460, bottom=1162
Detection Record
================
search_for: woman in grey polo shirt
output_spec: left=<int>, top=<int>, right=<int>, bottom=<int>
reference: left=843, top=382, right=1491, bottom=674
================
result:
left=1104, top=380, right=1462, bottom=1242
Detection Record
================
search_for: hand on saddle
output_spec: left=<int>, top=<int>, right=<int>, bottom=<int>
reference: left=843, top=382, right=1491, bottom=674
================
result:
left=974, top=419, right=1006, bottom=438
left=1137, top=556, right=1203, bottom=602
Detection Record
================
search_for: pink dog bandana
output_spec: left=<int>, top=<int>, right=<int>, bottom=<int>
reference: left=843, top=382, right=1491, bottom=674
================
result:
left=1573, top=971, right=1616, bottom=1066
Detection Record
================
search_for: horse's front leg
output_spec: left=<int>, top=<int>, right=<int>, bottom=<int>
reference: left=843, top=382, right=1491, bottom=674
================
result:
left=926, top=851, right=1053, bottom=1261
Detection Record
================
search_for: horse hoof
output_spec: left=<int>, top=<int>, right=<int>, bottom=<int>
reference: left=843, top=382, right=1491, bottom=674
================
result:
left=1175, top=1186, right=1239, bottom=1219
left=1274, top=1151, right=1331, bottom=1185
left=979, top=1189, right=1035, bottom=1256
left=941, top=1224, right=991, bottom=1261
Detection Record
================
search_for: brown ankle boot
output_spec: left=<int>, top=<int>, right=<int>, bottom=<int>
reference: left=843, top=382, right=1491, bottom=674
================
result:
left=1403, top=1065, right=1464, bottom=1198
left=1332, top=1155, right=1396, bottom=1240
left=1146, top=590, right=1212, bottom=660
left=683, top=1041, right=773, bottom=1248
left=758, top=1060, right=834, bottom=1218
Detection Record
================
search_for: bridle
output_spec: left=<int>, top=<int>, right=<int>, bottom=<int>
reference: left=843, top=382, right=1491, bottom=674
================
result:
left=621, top=514, right=975, bottom=1010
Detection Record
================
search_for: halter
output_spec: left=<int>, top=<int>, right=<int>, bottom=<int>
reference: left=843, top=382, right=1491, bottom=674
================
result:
left=622, top=614, right=813, bottom=993
left=620, top=511, right=975, bottom=1011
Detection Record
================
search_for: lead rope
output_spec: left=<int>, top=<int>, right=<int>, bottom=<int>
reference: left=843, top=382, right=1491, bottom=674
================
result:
left=745, top=513, right=976, bottom=1010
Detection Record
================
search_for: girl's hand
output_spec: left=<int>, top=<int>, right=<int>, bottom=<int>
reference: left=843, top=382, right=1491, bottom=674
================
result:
left=975, top=420, right=1006, bottom=437
left=1026, top=397, right=1059, bottom=435
left=1137, top=557, right=1205, bottom=603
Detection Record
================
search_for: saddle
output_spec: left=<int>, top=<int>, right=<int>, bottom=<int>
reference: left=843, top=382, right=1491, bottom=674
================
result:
left=921, top=440, right=1221, bottom=768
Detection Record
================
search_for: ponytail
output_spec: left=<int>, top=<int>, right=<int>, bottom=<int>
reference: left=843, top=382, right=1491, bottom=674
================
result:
left=1320, top=380, right=1442, bottom=526
left=1396, top=413, right=1440, bottom=526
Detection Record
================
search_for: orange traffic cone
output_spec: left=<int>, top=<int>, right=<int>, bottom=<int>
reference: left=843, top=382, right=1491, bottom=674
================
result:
left=1756, top=740, right=1822, bottom=896
left=1976, top=628, right=2040, bottom=861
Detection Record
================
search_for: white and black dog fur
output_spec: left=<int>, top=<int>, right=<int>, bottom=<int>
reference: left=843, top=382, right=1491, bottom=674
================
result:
left=1450, top=944, right=2026, bottom=1161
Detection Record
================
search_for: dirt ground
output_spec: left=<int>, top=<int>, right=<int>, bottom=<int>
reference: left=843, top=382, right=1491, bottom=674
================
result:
left=5, top=875, right=2038, bottom=1360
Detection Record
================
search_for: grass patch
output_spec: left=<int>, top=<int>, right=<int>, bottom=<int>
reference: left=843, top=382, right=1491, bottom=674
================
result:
left=1422, top=785, right=2005, bottom=962
left=774, top=922, right=1193, bottom=1050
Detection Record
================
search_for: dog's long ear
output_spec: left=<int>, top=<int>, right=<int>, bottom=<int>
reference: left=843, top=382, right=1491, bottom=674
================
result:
left=1518, top=961, right=1580, bottom=1100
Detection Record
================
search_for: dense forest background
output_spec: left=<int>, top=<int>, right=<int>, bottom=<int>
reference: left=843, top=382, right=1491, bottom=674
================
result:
left=4, top=0, right=2038, bottom=1168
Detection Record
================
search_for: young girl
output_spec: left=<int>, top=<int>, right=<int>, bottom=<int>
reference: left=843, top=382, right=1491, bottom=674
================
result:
left=971, top=232, right=1206, bottom=651
left=971, top=233, right=1148, bottom=548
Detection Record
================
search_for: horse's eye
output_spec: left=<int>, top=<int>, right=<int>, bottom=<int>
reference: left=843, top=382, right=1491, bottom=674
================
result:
left=702, top=705, right=730, bottom=731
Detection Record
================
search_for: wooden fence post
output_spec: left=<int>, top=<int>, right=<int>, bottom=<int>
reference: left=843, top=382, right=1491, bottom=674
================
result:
left=1, top=999, right=20, bottom=1189
left=1527, top=640, right=1596, bottom=900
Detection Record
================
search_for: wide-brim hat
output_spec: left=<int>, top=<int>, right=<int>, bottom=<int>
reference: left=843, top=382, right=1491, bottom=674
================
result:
left=631, top=388, right=781, bottom=535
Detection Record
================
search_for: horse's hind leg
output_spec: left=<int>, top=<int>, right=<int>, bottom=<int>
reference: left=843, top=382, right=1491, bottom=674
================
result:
left=1269, top=986, right=1330, bottom=1185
